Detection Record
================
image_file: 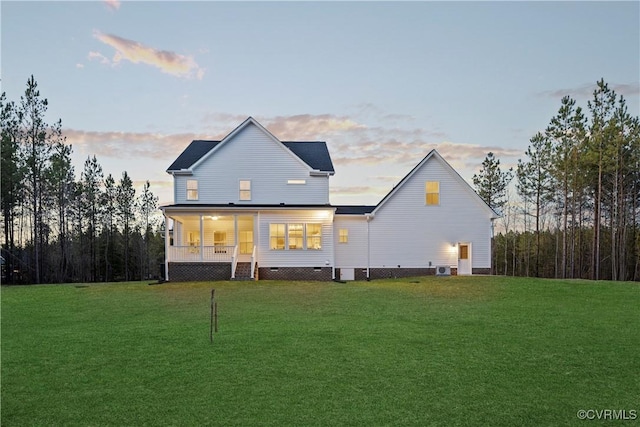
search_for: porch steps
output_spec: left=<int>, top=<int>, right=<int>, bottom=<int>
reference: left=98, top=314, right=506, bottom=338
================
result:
left=232, top=262, right=255, bottom=281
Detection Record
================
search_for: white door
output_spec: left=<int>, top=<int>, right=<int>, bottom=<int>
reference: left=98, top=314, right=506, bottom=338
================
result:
left=340, top=268, right=355, bottom=281
left=458, top=243, right=471, bottom=275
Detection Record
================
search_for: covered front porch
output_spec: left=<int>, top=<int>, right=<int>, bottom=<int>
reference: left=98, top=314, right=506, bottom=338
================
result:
left=163, top=211, right=257, bottom=280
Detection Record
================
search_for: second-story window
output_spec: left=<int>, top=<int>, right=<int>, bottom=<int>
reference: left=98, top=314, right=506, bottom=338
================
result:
left=187, top=179, right=198, bottom=200
left=239, top=180, right=251, bottom=201
left=425, top=181, right=440, bottom=205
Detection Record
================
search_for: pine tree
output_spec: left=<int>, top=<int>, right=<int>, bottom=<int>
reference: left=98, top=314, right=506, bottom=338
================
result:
left=516, top=132, right=554, bottom=277
left=45, top=124, right=74, bottom=282
left=117, top=172, right=136, bottom=281
left=473, top=152, right=513, bottom=274
left=138, top=181, right=158, bottom=279
left=1, top=93, right=22, bottom=283
left=81, top=155, right=104, bottom=281
left=20, top=76, right=53, bottom=283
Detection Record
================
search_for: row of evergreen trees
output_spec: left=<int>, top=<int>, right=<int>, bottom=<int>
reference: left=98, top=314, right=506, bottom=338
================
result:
left=473, top=80, right=640, bottom=281
left=1, top=76, right=164, bottom=284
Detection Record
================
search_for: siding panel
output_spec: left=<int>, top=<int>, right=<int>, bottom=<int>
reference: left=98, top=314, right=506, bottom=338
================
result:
left=334, top=216, right=368, bottom=268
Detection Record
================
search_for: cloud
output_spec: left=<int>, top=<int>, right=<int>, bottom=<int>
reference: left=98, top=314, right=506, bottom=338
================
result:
left=88, top=50, right=110, bottom=65
left=132, top=180, right=172, bottom=190
left=260, top=114, right=366, bottom=140
left=103, top=0, right=120, bottom=11
left=197, top=111, right=521, bottom=174
left=64, top=129, right=214, bottom=164
left=538, top=81, right=640, bottom=99
left=92, top=31, right=205, bottom=79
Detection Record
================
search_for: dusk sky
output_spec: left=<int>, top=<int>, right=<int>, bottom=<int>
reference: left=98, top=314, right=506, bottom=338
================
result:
left=2, top=1, right=638, bottom=206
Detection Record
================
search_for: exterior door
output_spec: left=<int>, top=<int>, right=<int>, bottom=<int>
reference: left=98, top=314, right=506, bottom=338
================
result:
left=237, top=215, right=255, bottom=260
left=458, top=243, right=471, bottom=275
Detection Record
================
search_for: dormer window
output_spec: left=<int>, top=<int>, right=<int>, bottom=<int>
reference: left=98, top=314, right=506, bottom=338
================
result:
left=239, top=180, right=251, bottom=201
left=187, top=179, right=198, bottom=200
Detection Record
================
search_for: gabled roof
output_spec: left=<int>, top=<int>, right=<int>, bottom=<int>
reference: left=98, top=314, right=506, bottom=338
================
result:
left=166, top=117, right=334, bottom=174
left=372, top=149, right=498, bottom=218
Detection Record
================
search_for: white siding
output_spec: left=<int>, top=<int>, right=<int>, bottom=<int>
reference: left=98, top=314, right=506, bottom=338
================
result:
left=369, top=155, right=493, bottom=270
left=174, top=123, right=329, bottom=205
left=257, top=210, right=334, bottom=267
left=334, top=216, right=369, bottom=268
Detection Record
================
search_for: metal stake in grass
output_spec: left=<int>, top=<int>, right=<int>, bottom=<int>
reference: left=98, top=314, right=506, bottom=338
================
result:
left=210, top=289, right=215, bottom=343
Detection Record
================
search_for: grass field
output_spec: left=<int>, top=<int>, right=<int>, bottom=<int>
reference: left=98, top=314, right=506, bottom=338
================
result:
left=2, top=276, right=639, bottom=426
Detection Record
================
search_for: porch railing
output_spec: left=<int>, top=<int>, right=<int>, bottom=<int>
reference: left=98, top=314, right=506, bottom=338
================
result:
left=230, top=245, right=239, bottom=279
left=250, top=245, right=257, bottom=279
left=169, top=245, right=235, bottom=262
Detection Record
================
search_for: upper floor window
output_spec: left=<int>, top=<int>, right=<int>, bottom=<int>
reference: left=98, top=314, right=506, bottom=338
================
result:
left=426, top=181, right=440, bottom=205
left=187, top=179, right=198, bottom=200
left=239, top=180, right=251, bottom=201
left=339, top=229, right=348, bottom=243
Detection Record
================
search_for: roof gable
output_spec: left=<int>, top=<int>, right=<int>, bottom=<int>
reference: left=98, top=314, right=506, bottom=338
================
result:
left=167, top=117, right=334, bottom=174
left=372, top=149, right=498, bottom=218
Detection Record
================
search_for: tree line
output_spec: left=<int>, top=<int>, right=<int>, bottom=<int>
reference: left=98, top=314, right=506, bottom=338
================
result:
left=474, top=79, right=640, bottom=281
left=1, top=76, right=164, bottom=284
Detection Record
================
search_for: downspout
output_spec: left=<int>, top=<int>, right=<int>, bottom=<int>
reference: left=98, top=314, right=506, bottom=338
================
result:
left=330, top=209, right=336, bottom=280
left=365, top=213, right=373, bottom=280
left=164, top=213, right=169, bottom=281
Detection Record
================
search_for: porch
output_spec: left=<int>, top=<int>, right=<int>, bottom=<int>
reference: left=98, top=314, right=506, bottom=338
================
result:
left=163, top=212, right=257, bottom=280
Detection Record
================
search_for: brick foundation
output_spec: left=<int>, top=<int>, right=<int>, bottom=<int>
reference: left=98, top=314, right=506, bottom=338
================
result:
left=472, top=268, right=491, bottom=275
left=369, top=268, right=432, bottom=280
left=168, top=263, right=231, bottom=282
left=258, top=267, right=332, bottom=281
left=339, top=267, right=459, bottom=280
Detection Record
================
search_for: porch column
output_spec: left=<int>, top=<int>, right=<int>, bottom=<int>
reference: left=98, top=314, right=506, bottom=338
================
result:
left=234, top=215, right=238, bottom=248
left=200, top=215, right=204, bottom=261
left=164, top=213, right=169, bottom=281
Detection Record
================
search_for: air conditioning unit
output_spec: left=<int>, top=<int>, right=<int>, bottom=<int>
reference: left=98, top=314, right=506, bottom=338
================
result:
left=435, top=265, right=451, bottom=276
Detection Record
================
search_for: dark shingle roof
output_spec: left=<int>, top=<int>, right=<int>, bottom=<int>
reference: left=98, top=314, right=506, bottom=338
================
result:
left=167, top=140, right=220, bottom=171
left=282, top=141, right=334, bottom=173
left=167, top=140, right=334, bottom=173
left=334, top=205, right=376, bottom=215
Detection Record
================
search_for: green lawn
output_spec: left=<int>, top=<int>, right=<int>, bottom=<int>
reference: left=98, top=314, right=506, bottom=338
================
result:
left=2, top=276, right=639, bottom=426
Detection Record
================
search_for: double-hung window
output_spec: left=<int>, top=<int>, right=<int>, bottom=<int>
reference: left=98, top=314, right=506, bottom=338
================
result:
left=426, top=181, right=440, bottom=205
left=306, top=224, right=322, bottom=250
left=270, top=224, right=285, bottom=250
left=239, top=180, right=251, bottom=201
left=288, top=224, right=304, bottom=250
left=187, top=179, right=198, bottom=200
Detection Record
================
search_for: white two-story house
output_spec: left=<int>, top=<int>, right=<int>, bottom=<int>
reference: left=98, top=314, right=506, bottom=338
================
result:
left=160, top=117, right=497, bottom=281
